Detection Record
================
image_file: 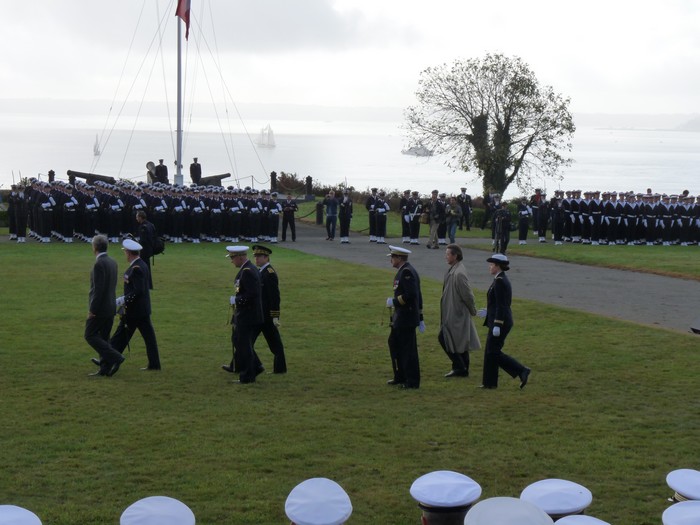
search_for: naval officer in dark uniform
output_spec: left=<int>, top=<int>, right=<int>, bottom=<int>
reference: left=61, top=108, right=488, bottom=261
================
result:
left=477, top=254, right=530, bottom=389
left=109, top=238, right=162, bottom=371
left=223, top=245, right=264, bottom=383
left=385, top=245, right=424, bottom=389
left=251, top=245, right=287, bottom=374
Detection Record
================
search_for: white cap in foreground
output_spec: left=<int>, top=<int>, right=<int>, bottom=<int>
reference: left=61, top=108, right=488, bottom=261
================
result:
left=120, top=496, right=195, bottom=525
left=285, top=477, right=352, bottom=525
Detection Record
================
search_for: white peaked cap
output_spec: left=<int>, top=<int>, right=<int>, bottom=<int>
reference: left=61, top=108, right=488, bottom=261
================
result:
left=120, top=496, right=195, bottom=525
left=122, top=239, right=143, bottom=251
left=464, top=497, right=553, bottom=525
left=0, top=505, right=42, bottom=525
left=556, top=516, right=611, bottom=525
left=285, top=477, right=352, bottom=525
left=667, top=469, right=700, bottom=500
left=663, top=500, right=700, bottom=525
left=520, top=478, right=593, bottom=516
left=410, top=470, right=482, bottom=509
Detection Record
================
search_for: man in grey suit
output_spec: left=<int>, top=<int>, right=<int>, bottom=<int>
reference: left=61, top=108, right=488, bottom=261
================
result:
left=85, top=234, right=125, bottom=376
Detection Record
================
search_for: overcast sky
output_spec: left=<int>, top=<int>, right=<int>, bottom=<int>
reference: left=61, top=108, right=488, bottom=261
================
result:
left=3, top=0, right=700, bottom=115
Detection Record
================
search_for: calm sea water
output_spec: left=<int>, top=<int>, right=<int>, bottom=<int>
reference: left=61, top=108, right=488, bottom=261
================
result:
left=1, top=114, right=699, bottom=199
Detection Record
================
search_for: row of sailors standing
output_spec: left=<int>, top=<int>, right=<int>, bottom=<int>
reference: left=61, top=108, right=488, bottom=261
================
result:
left=518, top=189, right=700, bottom=246
left=366, top=187, right=473, bottom=246
left=7, top=179, right=299, bottom=245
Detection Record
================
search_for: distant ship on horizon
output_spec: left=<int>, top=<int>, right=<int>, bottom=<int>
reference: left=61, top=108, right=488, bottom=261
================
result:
left=402, top=144, right=433, bottom=157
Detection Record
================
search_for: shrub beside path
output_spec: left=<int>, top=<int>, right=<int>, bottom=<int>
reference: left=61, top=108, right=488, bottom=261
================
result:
left=289, top=222, right=700, bottom=335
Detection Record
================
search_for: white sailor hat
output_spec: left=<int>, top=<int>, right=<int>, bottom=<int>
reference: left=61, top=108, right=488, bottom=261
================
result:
left=465, top=496, right=553, bottom=525
left=0, top=505, right=42, bottom=525
left=663, top=500, right=700, bottom=525
left=225, top=245, right=249, bottom=257
left=520, top=478, right=592, bottom=518
left=667, top=469, right=700, bottom=501
left=556, top=516, right=610, bottom=525
left=285, top=477, right=352, bottom=525
left=122, top=239, right=143, bottom=251
left=387, top=245, right=412, bottom=257
left=120, top=496, right=195, bottom=525
left=410, top=470, right=481, bottom=512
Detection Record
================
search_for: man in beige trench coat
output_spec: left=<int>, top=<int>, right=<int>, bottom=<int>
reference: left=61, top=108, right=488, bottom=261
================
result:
left=439, top=244, right=481, bottom=378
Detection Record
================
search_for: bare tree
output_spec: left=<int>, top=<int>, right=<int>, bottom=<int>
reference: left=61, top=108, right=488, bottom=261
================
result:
left=404, top=53, right=575, bottom=196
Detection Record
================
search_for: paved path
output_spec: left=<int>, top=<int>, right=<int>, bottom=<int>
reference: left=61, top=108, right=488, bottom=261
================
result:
left=284, top=222, right=700, bottom=334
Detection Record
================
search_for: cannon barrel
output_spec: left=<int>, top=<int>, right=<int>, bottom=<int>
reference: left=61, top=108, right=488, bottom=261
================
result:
left=198, top=173, right=231, bottom=187
left=66, top=170, right=116, bottom=186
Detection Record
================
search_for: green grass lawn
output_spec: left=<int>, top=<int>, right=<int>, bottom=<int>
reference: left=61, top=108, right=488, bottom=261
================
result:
left=0, top=240, right=698, bottom=524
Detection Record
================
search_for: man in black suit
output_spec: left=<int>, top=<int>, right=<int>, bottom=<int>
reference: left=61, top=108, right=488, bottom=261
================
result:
left=385, top=245, right=424, bottom=389
left=85, top=234, right=125, bottom=376
left=222, top=246, right=264, bottom=383
left=136, top=210, right=156, bottom=289
left=477, top=254, right=530, bottom=389
left=190, top=157, right=202, bottom=184
left=251, top=245, right=287, bottom=374
left=109, top=239, right=162, bottom=371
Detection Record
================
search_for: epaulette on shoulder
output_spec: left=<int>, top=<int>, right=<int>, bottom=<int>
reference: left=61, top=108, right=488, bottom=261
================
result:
left=266, top=267, right=276, bottom=274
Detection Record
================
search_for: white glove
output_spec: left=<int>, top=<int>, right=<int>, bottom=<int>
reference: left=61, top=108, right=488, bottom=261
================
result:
left=419, top=321, right=426, bottom=333
left=589, top=217, right=593, bottom=225
left=386, top=297, right=394, bottom=308
left=273, top=317, right=280, bottom=327
left=476, top=308, right=487, bottom=318
left=230, top=295, right=236, bottom=306
left=404, top=215, right=410, bottom=223
left=492, top=326, right=501, bottom=337
left=116, top=296, right=125, bottom=307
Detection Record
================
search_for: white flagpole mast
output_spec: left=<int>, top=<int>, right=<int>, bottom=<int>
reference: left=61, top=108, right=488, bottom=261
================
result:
left=175, top=16, right=184, bottom=186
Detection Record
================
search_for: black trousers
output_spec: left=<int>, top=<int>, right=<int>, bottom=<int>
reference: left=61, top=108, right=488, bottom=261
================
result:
left=438, top=329, right=469, bottom=375
left=231, top=321, right=262, bottom=383
left=482, top=327, right=525, bottom=388
left=282, top=215, right=296, bottom=240
left=252, top=320, right=287, bottom=373
left=388, top=326, right=420, bottom=388
left=84, top=316, right=123, bottom=367
left=110, top=315, right=161, bottom=369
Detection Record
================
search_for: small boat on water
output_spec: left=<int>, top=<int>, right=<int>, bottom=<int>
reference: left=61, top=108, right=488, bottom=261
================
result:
left=256, top=124, right=276, bottom=148
left=402, top=144, right=433, bottom=157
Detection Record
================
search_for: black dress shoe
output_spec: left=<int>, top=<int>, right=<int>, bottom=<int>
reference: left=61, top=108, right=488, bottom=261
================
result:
left=519, top=367, right=531, bottom=389
left=140, top=367, right=160, bottom=371
left=106, top=355, right=126, bottom=377
left=386, top=379, right=404, bottom=385
left=232, top=379, right=254, bottom=384
left=478, top=384, right=496, bottom=389
left=400, top=384, right=419, bottom=389
left=444, top=370, right=468, bottom=378
left=88, top=370, right=106, bottom=377
left=221, top=364, right=234, bottom=373
left=91, top=358, right=101, bottom=367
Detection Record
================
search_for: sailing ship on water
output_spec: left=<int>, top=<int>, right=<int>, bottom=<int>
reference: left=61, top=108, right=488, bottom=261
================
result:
left=93, top=134, right=101, bottom=156
left=256, top=124, right=276, bottom=148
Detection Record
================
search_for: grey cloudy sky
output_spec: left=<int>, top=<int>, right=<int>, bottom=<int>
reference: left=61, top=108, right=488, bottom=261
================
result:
left=3, top=0, right=699, bottom=114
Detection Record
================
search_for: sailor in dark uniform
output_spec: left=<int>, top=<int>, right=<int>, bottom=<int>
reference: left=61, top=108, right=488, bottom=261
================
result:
left=190, top=157, right=201, bottom=184
left=385, top=245, right=424, bottom=389
left=281, top=192, right=298, bottom=242
left=477, top=254, right=530, bottom=389
left=222, top=245, right=264, bottom=383
left=109, top=239, right=161, bottom=371
left=338, top=189, right=353, bottom=244
left=400, top=189, right=411, bottom=243
left=366, top=188, right=378, bottom=242
left=154, top=159, right=169, bottom=184
left=251, top=245, right=287, bottom=374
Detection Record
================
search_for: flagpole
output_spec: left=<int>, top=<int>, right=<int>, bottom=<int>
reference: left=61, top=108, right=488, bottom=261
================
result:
left=175, top=16, right=184, bottom=186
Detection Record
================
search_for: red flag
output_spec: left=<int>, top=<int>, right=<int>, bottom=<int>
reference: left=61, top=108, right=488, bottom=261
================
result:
left=176, top=0, right=191, bottom=40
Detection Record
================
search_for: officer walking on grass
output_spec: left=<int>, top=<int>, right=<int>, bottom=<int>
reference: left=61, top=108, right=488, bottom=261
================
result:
left=251, top=245, right=287, bottom=374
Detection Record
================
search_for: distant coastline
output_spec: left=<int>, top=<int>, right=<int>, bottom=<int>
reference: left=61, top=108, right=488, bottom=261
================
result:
left=0, top=98, right=698, bottom=132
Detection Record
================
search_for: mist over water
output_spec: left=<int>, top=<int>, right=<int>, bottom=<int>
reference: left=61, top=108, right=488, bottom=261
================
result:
left=1, top=114, right=699, bottom=199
